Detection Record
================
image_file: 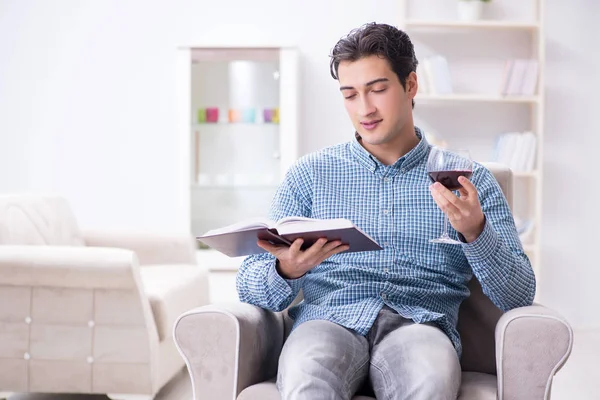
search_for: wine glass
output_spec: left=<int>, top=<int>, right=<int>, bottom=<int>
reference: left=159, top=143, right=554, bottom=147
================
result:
left=426, top=147, right=473, bottom=245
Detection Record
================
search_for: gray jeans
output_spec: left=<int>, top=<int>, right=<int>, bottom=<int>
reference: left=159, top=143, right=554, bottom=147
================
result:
left=276, top=306, right=461, bottom=400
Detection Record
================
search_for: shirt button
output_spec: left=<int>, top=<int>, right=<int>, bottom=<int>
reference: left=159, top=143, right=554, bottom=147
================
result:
left=383, top=242, right=389, bottom=246
left=383, top=177, right=389, bottom=182
left=383, top=209, right=390, bottom=215
left=383, top=268, right=389, bottom=273
left=381, top=293, right=388, bottom=301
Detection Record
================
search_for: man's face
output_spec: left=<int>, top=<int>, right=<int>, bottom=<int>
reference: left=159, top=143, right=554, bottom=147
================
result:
left=337, top=55, right=416, bottom=147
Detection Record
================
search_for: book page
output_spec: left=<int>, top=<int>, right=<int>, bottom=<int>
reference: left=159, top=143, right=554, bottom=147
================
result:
left=201, top=217, right=274, bottom=237
left=276, top=217, right=354, bottom=235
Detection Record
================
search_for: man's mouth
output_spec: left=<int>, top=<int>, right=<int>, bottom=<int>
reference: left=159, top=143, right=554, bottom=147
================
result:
left=360, top=119, right=382, bottom=130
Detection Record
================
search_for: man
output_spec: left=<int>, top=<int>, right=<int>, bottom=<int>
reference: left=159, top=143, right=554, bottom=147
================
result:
left=236, top=22, right=535, bottom=400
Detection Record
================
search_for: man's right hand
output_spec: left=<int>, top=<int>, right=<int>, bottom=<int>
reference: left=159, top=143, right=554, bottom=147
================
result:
left=257, top=237, right=350, bottom=279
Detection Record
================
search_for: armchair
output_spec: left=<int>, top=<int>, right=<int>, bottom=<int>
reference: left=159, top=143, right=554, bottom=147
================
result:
left=0, top=194, right=210, bottom=400
left=173, top=163, right=573, bottom=400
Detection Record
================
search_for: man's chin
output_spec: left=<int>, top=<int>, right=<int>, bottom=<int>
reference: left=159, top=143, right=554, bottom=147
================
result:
left=358, top=131, right=388, bottom=146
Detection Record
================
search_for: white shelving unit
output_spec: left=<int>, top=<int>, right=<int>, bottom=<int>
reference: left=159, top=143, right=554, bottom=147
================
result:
left=177, top=46, right=300, bottom=301
left=186, top=46, right=300, bottom=237
left=402, top=0, right=545, bottom=276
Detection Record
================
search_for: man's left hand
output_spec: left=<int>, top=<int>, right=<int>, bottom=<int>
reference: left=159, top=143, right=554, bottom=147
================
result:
left=429, top=176, right=485, bottom=243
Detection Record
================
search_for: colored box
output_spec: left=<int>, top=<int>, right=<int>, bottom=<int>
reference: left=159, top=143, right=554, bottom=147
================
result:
left=263, top=109, right=273, bottom=123
left=229, top=109, right=241, bottom=123
left=197, top=108, right=206, bottom=123
left=242, top=108, right=256, bottom=123
left=206, top=107, right=219, bottom=123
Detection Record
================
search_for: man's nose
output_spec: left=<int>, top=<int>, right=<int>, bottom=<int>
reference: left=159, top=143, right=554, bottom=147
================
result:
left=358, top=97, right=376, bottom=117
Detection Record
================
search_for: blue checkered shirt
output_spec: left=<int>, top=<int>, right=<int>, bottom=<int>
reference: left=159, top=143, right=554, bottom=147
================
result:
left=236, top=128, right=536, bottom=356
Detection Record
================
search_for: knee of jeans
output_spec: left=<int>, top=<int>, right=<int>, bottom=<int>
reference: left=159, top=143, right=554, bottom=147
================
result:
left=278, top=350, right=334, bottom=380
left=412, top=360, right=461, bottom=396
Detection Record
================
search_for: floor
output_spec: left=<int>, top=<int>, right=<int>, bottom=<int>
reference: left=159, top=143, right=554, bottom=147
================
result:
left=6, top=328, right=600, bottom=400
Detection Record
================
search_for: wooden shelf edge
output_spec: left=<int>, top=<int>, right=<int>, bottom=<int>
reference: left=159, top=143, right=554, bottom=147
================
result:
left=406, top=20, right=540, bottom=30
left=416, top=94, right=539, bottom=103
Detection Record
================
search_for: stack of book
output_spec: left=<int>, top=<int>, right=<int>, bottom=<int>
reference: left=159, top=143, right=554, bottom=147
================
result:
left=417, top=55, right=453, bottom=95
left=492, top=131, right=537, bottom=173
left=500, top=59, right=539, bottom=96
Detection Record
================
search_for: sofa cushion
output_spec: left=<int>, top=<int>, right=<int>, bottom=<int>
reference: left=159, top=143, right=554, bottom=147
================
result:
left=236, top=372, right=496, bottom=400
left=140, top=264, right=209, bottom=341
left=0, top=195, right=84, bottom=246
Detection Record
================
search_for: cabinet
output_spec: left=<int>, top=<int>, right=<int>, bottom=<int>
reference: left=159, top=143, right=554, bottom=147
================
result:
left=182, top=47, right=300, bottom=296
left=402, top=0, right=545, bottom=276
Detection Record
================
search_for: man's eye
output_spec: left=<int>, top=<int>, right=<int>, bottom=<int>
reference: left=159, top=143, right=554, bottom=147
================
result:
left=373, top=88, right=386, bottom=93
left=345, top=94, right=357, bottom=100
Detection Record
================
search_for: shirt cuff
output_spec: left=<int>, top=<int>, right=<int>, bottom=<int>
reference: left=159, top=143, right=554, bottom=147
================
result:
left=460, top=218, right=500, bottom=263
left=266, top=260, right=305, bottom=294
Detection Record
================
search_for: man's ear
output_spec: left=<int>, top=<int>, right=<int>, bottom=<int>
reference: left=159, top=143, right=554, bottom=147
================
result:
left=407, top=71, right=418, bottom=98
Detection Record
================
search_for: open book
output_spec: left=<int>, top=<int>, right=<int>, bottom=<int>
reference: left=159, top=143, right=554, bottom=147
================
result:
left=197, top=216, right=382, bottom=257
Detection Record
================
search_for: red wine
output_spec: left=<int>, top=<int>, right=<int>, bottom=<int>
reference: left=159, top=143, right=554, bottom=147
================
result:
left=428, top=170, right=473, bottom=190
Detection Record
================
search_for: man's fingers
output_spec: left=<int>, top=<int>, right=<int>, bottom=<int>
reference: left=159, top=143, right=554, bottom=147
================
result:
left=328, top=244, right=350, bottom=257
left=322, top=240, right=343, bottom=253
left=319, top=243, right=350, bottom=264
left=303, top=237, right=329, bottom=258
left=289, top=238, right=304, bottom=254
left=431, top=182, right=462, bottom=207
left=430, top=185, right=460, bottom=214
left=458, top=176, right=477, bottom=197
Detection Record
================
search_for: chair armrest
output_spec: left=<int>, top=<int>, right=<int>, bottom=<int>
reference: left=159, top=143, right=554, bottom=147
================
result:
left=173, top=303, right=285, bottom=400
left=0, top=245, right=138, bottom=289
left=496, top=305, right=573, bottom=400
left=83, top=230, right=196, bottom=265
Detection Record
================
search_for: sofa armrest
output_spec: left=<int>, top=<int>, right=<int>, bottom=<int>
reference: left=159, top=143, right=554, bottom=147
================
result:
left=173, top=303, right=285, bottom=400
left=83, top=230, right=196, bottom=265
left=0, top=245, right=139, bottom=289
left=496, top=305, right=573, bottom=400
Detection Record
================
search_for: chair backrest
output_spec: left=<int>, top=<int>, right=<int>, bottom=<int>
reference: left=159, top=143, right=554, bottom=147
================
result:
left=0, top=194, right=85, bottom=246
left=457, top=162, right=512, bottom=375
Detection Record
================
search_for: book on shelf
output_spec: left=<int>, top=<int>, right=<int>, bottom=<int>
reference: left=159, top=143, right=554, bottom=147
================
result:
left=492, top=131, right=537, bottom=173
left=197, top=216, right=383, bottom=257
left=501, top=59, right=539, bottom=96
left=418, top=55, right=453, bottom=95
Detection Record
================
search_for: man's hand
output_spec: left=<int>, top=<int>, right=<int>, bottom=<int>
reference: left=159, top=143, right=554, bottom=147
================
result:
left=257, top=237, right=349, bottom=279
left=429, top=176, right=485, bottom=243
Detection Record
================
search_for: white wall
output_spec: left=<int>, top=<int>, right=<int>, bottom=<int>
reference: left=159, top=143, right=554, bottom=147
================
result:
left=538, top=0, right=600, bottom=328
left=0, top=0, right=597, bottom=328
left=0, top=0, right=394, bottom=232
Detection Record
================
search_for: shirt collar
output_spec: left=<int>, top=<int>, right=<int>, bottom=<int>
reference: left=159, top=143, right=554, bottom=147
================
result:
left=350, top=126, right=429, bottom=173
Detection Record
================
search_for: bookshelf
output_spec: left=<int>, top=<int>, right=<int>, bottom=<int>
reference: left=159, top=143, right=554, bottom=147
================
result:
left=402, top=0, right=545, bottom=277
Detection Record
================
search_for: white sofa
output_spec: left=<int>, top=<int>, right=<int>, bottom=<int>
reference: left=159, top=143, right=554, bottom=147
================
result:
left=0, top=195, right=209, bottom=400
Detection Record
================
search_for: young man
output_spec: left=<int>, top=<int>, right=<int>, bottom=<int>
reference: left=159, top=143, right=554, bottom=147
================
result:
left=236, top=22, right=535, bottom=400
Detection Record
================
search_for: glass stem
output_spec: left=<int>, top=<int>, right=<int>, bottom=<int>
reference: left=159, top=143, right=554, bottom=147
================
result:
left=443, top=215, right=450, bottom=239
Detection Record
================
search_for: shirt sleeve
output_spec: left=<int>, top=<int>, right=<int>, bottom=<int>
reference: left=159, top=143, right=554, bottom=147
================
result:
left=460, top=164, right=536, bottom=311
left=236, top=158, right=313, bottom=311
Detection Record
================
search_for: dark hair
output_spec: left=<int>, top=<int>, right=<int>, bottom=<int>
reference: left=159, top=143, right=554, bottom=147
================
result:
left=330, top=22, right=418, bottom=107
